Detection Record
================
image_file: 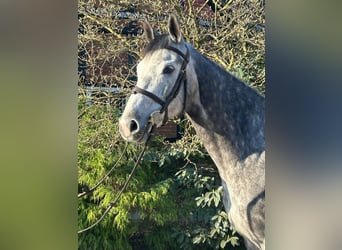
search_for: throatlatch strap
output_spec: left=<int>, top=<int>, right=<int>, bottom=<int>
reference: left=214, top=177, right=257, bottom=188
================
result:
left=159, top=46, right=189, bottom=113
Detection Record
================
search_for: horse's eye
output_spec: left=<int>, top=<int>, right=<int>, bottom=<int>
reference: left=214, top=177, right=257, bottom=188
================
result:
left=163, top=65, right=175, bottom=74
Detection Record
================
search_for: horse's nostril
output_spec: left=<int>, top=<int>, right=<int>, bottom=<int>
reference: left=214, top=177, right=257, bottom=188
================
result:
left=129, top=119, right=139, bottom=133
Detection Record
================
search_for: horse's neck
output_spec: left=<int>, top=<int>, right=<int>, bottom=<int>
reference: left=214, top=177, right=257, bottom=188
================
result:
left=185, top=47, right=265, bottom=176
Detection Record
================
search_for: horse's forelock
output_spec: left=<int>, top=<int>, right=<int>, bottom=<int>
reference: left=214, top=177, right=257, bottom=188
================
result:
left=143, top=34, right=172, bottom=56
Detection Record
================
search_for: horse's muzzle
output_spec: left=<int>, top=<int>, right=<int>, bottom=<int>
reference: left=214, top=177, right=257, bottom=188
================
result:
left=118, top=117, right=152, bottom=144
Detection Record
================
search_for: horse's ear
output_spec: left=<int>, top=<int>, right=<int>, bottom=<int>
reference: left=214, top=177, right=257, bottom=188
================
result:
left=168, top=14, right=182, bottom=43
left=142, top=19, right=154, bottom=42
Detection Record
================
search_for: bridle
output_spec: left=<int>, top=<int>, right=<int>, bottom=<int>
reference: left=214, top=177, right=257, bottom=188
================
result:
left=132, top=45, right=190, bottom=125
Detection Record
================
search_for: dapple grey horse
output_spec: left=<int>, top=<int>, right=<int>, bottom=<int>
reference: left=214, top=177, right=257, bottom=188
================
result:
left=119, top=15, right=265, bottom=250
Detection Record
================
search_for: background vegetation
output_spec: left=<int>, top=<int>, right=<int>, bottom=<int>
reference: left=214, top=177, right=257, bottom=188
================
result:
left=78, top=0, right=264, bottom=249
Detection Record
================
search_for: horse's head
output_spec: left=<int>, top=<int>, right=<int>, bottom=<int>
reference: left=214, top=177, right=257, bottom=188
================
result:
left=119, top=15, right=189, bottom=143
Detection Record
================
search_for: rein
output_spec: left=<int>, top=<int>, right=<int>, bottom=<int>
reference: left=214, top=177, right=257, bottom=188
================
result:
left=78, top=133, right=152, bottom=234
left=132, top=45, right=190, bottom=125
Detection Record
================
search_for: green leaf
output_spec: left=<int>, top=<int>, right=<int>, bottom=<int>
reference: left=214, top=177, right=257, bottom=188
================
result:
left=213, top=194, right=220, bottom=207
left=192, top=235, right=202, bottom=244
left=220, top=239, right=227, bottom=248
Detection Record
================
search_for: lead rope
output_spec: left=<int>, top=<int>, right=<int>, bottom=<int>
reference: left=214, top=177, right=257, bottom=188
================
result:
left=78, top=132, right=153, bottom=234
